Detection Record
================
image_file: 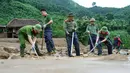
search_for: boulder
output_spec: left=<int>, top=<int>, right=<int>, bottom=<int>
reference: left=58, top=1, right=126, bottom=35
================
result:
left=128, top=50, right=130, bottom=54
left=0, top=51, right=10, bottom=59
left=0, top=47, right=4, bottom=51
left=3, top=47, right=19, bottom=53
left=81, top=45, right=90, bottom=54
left=8, top=54, right=21, bottom=59
left=119, top=50, right=129, bottom=55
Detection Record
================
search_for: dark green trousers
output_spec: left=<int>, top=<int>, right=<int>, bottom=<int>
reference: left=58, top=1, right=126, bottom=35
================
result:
left=18, top=32, right=42, bottom=57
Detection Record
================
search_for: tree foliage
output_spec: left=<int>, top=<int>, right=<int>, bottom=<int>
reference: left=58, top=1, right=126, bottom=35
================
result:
left=0, top=0, right=130, bottom=48
left=92, top=2, right=96, bottom=7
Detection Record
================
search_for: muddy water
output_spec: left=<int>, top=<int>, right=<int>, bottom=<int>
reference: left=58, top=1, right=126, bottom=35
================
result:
left=0, top=58, right=130, bottom=73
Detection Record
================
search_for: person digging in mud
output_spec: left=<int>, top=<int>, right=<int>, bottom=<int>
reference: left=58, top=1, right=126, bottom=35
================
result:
left=18, top=24, right=43, bottom=57
left=86, top=18, right=99, bottom=53
left=96, top=26, right=113, bottom=55
left=113, top=35, right=123, bottom=54
left=41, top=9, right=56, bottom=55
left=63, top=13, right=80, bottom=57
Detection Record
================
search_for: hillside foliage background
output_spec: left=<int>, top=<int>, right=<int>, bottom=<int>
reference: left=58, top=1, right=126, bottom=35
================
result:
left=0, top=0, right=130, bottom=49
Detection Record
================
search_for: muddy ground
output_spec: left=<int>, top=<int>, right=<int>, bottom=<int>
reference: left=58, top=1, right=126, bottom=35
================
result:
left=0, top=38, right=130, bottom=60
left=0, top=59, right=130, bottom=73
left=0, top=38, right=130, bottom=73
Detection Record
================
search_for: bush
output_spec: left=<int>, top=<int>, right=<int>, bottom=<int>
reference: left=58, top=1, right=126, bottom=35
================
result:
left=77, top=19, right=89, bottom=46
left=127, top=26, right=130, bottom=35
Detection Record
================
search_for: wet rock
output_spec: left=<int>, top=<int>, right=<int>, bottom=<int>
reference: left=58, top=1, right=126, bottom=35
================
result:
left=25, top=49, right=31, bottom=55
left=102, top=49, right=109, bottom=55
left=113, top=49, right=118, bottom=54
left=3, top=47, right=19, bottom=53
left=39, top=50, right=46, bottom=56
left=8, top=54, right=21, bottom=59
left=11, top=55, right=21, bottom=59
left=0, top=51, right=10, bottom=59
left=119, top=50, right=129, bottom=55
left=128, top=50, right=130, bottom=54
left=0, top=47, right=4, bottom=51
left=81, top=45, right=89, bottom=54
left=58, top=49, right=67, bottom=57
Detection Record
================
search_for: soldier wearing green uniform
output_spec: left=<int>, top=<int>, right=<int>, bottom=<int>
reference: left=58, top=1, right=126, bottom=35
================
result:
left=86, top=18, right=99, bottom=53
left=41, top=9, right=56, bottom=54
left=63, top=13, right=80, bottom=57
left=96, top=26, right=113, bottom=55
left=18, top=24, right=43, bottom=57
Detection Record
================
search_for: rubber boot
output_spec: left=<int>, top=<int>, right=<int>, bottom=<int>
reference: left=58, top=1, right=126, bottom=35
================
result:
left=35, top=43, right=43, bottom=56
left=52, top=48, right=56, bottom=54
left=20, top=48, right=25, bottom=57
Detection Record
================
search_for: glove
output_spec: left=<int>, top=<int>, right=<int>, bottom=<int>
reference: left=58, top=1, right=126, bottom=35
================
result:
left=87, top=31, right=90, bottom=34
left=43, top=24, right=47, bottom=28
left=32, top=43, right=35, bottom=51
left=95, top=41, right=102, bottom=46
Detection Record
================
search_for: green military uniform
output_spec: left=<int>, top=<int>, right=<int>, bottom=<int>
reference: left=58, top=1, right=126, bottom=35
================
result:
left=63, top=19, right=80, bottom=57
left=18, top=24, right=42, bottom=57
left=43, top=15, right=52, bottom=28
left=43, top=14, right=56, bottom=53
left=97, top=26, right=112, bottom=55
left=63, top=20, right=78, bottom=33
left=86, top=24, right=99, bottom=52
left=99, top=31, right=110, bottom=39
left=86, top=24, right=98, bottom=35
left=99, top=27, right=110, bottom=39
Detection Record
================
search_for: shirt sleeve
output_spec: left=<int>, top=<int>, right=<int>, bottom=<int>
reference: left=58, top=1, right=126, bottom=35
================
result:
left=96, top=24, right=99, bottom=31
left=86, top=25, right=89, bottom=32
left=26, top=28, right=32, bottom=36
left=74, top=21, right=78, bottom=30
left=63, top=21, right=68, bottom=33
left=47, top=15, right=52, bottom=21
left=105, top=31, right=110, bottom=39
left=45, top=15, right=52, bottom=24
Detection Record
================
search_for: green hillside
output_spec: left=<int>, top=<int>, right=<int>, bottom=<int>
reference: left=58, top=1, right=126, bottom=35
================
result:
left=0, top=0, right=42, bottom=24
left=0, top=0, right=130, bottom=24
left=16, top=0, right=91, bottom=17
left=0, top=0, right=130, bottom=48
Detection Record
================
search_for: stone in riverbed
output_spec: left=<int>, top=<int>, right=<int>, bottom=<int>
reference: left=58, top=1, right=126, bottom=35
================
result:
left=0, top=51, right=10, bottom=59
left=3, top=47, right=19, bottom=53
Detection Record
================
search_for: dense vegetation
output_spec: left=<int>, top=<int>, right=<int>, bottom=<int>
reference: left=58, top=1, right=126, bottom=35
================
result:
left=0, top=0, right=130, bottom=48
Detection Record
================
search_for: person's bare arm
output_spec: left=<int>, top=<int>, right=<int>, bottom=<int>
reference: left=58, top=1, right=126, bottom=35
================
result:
left=101, top=38, right=107, bottom=43
left=33, top=37, right=37, bottom=44
left=28, top=35, right=34, bottom=45
left=86, top=25, right=90, bottom=34
left=101, top=32, right=110, bottom=43
left=63, top=20, right=69, bottom=34
left=47, top=20, right=53, bottom=25
left=28, top=36, right=37, bottom=46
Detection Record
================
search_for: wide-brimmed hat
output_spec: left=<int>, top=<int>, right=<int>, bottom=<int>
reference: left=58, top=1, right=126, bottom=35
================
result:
left=116, top=35, right=120, bottom=37
left=68, top=13, right=74, bottom=17
left=33, top=24, right=42, bottom=31
left=101, top=26, right=108, bottom=32
left=90, top=18, right=96, bottom=22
